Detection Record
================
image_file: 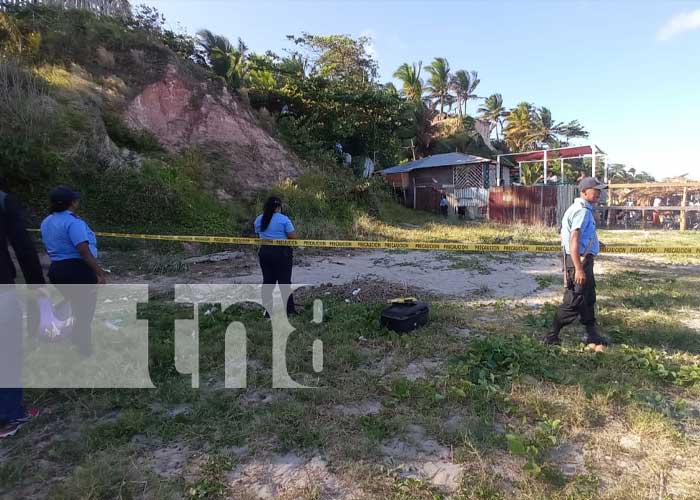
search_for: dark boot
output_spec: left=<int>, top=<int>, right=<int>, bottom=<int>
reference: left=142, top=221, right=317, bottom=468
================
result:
left=584, top=326, right=610, bottom=346
left=545, top=332, right=561, bottom=345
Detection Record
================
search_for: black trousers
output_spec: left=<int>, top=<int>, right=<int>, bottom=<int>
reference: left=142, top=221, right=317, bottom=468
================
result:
left=258, top=246, right=295, bottom=315
left=552, top=255, right=597, bottom=335
left=48, top=259, right=98, bottom=357
left=440, top=205, right=448, bottom=217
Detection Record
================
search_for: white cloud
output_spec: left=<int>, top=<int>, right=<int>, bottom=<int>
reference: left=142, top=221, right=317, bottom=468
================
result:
left=657, top=9, right=700, bottom=41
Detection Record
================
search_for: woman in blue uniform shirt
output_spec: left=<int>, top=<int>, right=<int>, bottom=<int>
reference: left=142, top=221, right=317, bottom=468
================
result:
left=40, top=187, right=106, bottom=357
left=254, top=196, right=298, bottom=317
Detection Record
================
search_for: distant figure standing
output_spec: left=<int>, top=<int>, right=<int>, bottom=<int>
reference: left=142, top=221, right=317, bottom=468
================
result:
left=653, top=197, right=662, bottom=226
left=439, top=194, right=449, bottom=217
left=546, top=177, right=610, bottom=346
left=41, top=187, right=105, bottom=358
left=254, top=197, right=298, bottom=317
left=335, top=142, right=344, bottom=165
left=1, top=191, right=45, bottom=438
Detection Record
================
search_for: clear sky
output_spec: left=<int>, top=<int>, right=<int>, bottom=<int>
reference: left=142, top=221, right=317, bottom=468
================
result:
left=146, top=0, right=700, bottom=180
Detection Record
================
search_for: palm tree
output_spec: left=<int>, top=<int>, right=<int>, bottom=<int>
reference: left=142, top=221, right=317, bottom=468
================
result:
left=383, top=82, right=399, bottom=95
left=607, top=163, right=628, bottom=182
left=520, top=163, right=543, bottom=185
left=425, top=57, right=451, bottom=116
left=197, top=29, right=249, bottom=89
left=450, top=70, right=480, bottom=118
left=532, top=107, right=563, bottom=148
left=413, top=100, right=439, bottom=157
left=504, top=102, right=538, bottom=152
left=280, top=53, right=308, bottom=82
left=558, top=120, right=589, bottom=145
left=478, top=93, right=506, bottom=140
left=393, top=62, right=423, bottom=104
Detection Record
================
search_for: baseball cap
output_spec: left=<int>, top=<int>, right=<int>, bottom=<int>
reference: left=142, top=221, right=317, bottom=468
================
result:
left=578, top=177, right=607, bottom=191
left=49, top=186, right=80, bottom=206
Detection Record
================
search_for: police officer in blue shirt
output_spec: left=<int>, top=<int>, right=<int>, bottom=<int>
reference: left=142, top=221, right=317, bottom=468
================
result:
left=546, top=177, right=610, bottom=346
left=41, top=187, right=106, bottom=357
left=254, top=196, right=298, bottom=317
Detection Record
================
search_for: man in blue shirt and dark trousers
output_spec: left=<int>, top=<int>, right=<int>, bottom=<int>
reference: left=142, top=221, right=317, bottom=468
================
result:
left=546, top=177, right=610, bottom=347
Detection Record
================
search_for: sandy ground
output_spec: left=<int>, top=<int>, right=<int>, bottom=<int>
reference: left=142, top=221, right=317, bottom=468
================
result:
left=109, top=249, right=581, bottom=305
left=232, top=250, right=565, bottom=300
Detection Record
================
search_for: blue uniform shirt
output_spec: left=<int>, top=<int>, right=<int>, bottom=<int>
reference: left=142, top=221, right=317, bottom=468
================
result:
left=41, top=211, right=98, bottom=261
left=254, top=213, right=295, bottom=239
left=561, top=198, right=599, bottom=256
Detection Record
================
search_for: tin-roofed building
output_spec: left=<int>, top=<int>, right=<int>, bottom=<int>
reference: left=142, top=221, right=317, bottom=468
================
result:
left=379, top=152, right=511, bottom=218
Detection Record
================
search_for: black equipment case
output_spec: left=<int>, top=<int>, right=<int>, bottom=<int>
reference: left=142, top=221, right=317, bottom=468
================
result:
left=380, top=301, right=429, bottom=333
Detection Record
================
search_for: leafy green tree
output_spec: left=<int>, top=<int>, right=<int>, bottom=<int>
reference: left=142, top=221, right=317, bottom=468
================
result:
left=0, top=12, right=24, bottom=56
left=607, top=163, right=655, bottom=183
left=279, top=53, right=309, bottom=83
left=286, top=32, right=378, bottom=86
left=520, top=162, right=543, bottom=185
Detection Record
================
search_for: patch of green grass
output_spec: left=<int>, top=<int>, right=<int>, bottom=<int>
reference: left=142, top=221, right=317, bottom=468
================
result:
left=260, top=400, right=325, bottom=452
left=535, top=274, right=560, bottom=290
left=358, top=414, right=395, bottom=442
left=390, top=477, right=445, bottom=500
left=186, top=453, right=236, bottom=499
left=444, top=254, right=492, bottom=274
left=525, top=303, right=558, bottom=329
left=85, top=409, right=148, bottom=449
left=456, top=474, right=504, bottom=499
left=144, top=254, right=190, bottom=276
left=48, top=450, right=181, bottom=500
left=0, top=455, right=31, bottom=490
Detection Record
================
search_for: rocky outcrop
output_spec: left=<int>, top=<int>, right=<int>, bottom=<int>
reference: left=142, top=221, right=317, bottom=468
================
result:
left=124, top=64, right=302, bottom=190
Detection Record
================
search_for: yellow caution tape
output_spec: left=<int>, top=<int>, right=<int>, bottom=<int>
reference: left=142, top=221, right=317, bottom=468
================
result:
left=387, top=297, right=419, bottom=304
left=27, top=229, right=700, bottom=255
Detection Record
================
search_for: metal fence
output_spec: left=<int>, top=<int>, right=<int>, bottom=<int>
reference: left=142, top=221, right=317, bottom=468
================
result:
left=0, top=0, right=131, bottom=16
left=489, top=184, right=577, bottom=227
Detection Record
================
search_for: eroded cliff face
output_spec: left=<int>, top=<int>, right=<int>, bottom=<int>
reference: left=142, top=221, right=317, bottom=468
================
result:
left=125, top=64, right=302, bottom=190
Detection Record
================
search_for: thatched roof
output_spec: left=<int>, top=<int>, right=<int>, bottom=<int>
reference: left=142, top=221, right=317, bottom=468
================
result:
left=609, top=177, right=700, bottom=205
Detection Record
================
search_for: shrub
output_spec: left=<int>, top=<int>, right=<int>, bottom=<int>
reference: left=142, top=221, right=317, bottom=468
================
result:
left=103, top=112, right=163, bottom=153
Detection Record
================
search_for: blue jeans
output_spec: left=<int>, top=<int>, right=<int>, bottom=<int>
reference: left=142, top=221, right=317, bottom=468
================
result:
left=0, top=289, right=24, bottom=423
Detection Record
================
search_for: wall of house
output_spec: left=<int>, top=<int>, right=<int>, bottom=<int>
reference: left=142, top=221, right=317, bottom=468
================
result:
left=384, top=172, right=410, bottom=189
left=489, top=165, right=511, bottom=186
left=410, top=165, right=492, bottom=219
left=411, top=166, right=455, bottom=189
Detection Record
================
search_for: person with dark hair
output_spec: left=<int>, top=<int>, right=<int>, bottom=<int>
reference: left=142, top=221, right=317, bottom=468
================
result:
left=546, top=177, right=610, bottom=347
left=40, top=187, right=105, bottom=357
left=439, top=193, right=449, bottom=217
left=0, top=191, right=45, bottom=439
left=254, top=196, right=298, bottom=317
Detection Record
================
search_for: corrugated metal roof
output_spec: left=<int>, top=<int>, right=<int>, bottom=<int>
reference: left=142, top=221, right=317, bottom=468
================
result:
left=380, top=152, right=493, bottom=175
